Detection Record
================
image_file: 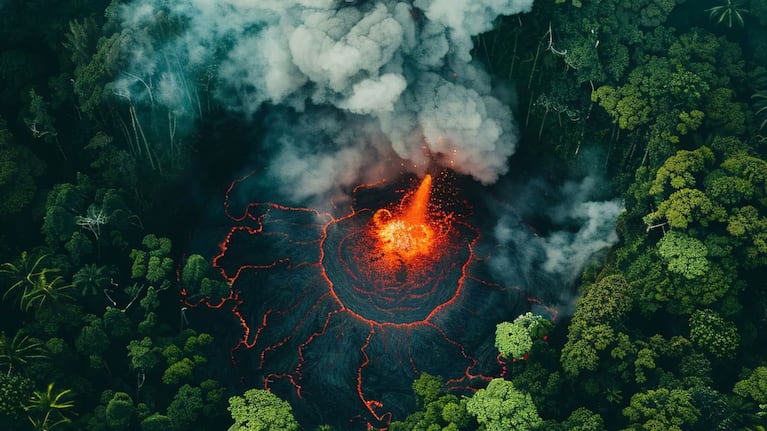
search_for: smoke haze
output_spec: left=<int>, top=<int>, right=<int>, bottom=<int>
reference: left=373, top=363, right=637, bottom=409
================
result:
left=488, top=171, right=624, bottom=309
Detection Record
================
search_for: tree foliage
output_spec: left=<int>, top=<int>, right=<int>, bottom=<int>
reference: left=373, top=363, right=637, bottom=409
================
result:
left=561, top=274, right=632, bottom=376
left=733, top=366, right=767, bottom=404
left=466, top=379, right=542, bottom=431
left=227, top=388, right=300, bottom=431
left=622, top=388, right=699, bottom=431
left=0, top=120, right=43, bottom=216
left=689, top=309, right=740, bottom=358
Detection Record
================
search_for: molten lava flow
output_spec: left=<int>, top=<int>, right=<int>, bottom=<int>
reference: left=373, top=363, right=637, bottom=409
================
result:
left=373, top=175, right=436, bottom=261
left=183, top=170, right=560, bottom=430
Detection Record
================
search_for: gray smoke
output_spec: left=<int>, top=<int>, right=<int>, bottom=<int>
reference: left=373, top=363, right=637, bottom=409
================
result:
left=489, top=174, right=624, bottom=307
left=114, top=0, right=535, bottom=201
left=541, top=177, right=623, bottom=278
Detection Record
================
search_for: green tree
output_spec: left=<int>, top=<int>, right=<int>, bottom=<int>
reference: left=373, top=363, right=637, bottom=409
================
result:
left=561, top=324, right=615, bottom=376
left=718, top=396, right=767, bottom=431
left=657, top=231, right=709, bottom=279
left=181, top=254, right=230, bottom=301
left=127, top=337, right=161, bottom=373
left=592, top=85, right=651, bottom=131
left=390, top=373, right=474, bottom=431
left=181, top=255, right=208, bottom=288
left=706, top=0, right=749, bottom=27
left=20, top=271, right=74, bottom=312
left=495, top=321, right=532, bottom=360
left=647, top=188, right=727, bottom=229
left=162, top=357, right=195, bottom=385
left=511, top=363, right=563, bottom=418
left=689, top=309, right=740, bottom=358
left=183, top=332, right=214, bottom=358
left=688, top=386, right=730, bottom=429
left=412, top=372, right=444, bottom=406
left=102, top=306, right=133, bottom=338
left=24, top=89, right=59, bottom=151
left=72, top=264, right=111, bottom=297
left=0, top=120, right=43, bottom=216
left=199, top=379, right=227, bottom=421
left=592, top=29, right=746, bottom=166
left=24, top=383, right=76, bottom=431
left=167, top=384, right=203, bottom=429
left=560, top=274, right=632, bottom=376
left=623, top=388, right=699, bottom=431
left=466, top=379, right=542, bottom=431
left=227, top=388, right=300, bottom=431
left=705, top=88, right=746, bottom=133
left=84, top=132, right=139, bottom=190
left=42, top=178, right=91, bottom=247
left=495, top=313, right=552, bottom=360
left=0, top=331, right=47, bottom=374
left=648, top=147, right=715, bottom=196
left=62, top=17, right=99, bottom=68
left=557, top=407, right=606, bottom=431
left=1, top=252, right=50, bottom=306
left=42, top=175, right=137, bottom=264
left=733, top=366, right=767, bottom=404
left=140, top=413, right=173, bottom=431
left=0, top=372, right=34, bottom=418
left=74, top=315, right=110, bottom=369
left=71, top=28, right=126, bottom=117
left=105, top=392, right=134, bottom=431
left=130, top=235, right=174, bottom=289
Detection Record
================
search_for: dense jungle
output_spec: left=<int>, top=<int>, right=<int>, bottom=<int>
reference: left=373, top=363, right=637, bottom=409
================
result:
left=1, top=0, right=767, bottom=430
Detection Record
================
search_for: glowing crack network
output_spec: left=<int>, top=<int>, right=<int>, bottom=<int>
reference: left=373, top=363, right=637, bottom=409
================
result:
left=186, top=170, right=547, bottom=429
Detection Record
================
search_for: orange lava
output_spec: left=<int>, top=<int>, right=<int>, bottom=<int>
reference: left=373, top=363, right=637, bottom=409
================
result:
left=373, top=174, right=435, bottom=261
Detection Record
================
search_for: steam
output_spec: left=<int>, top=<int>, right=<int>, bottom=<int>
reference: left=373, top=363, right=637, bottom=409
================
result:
left=114, top=0, right=534, bottom=199
left=489, top=174, right=624, bottom=307
left=541, top=177, right=623, bottom=278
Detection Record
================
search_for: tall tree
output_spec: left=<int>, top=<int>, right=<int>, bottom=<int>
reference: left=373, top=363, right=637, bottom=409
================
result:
left=706, top=0, right=749, bottom=28
left=23, top=383, right=76, bottom=431
left=466, top=379, right=542, bottom=431
left=623, top=388, right=699, bottom=431
left=227, top=388, right=300, bottom=431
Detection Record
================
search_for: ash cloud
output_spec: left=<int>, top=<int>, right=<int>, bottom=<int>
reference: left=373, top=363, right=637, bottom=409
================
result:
left=114, top=0, right=534, bottom=201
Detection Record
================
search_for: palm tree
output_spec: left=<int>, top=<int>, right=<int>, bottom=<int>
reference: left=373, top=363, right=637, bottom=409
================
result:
left=20, top=272, right=73, bottom=312
left=24, top=383, right=76, bottom=431
left=72, top=264, right=110, bottom=296
left=706, top=0, right=749, bottom=28
left=0, top=331, right=47, bottom=375
left=753, top=91, right=767, bottom=132
left=718, top=396, right=765, bottom=430
left=1, top=252, right=49, bottom=304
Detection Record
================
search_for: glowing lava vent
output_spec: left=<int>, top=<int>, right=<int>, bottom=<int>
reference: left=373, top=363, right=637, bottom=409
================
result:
left=373, top=174, right=435, bottom=262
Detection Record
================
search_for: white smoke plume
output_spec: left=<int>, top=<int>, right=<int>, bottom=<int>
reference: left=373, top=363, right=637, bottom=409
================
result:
left=114, top=0, right=535, bottom=200
left=489, top=174, right=624, bottom=306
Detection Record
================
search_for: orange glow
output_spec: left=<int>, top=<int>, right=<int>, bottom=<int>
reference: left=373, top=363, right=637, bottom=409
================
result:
left=373, top=175, right=435, bottom=260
